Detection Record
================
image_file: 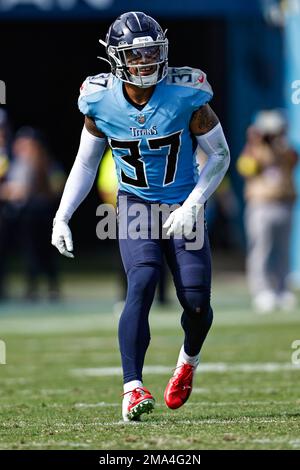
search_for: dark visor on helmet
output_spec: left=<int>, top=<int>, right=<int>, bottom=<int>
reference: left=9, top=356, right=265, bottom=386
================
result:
left=123, top=45, right=163, bottom=66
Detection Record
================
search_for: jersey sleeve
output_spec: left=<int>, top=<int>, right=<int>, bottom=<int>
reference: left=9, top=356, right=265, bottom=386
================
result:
left=78, top=73, right=111, bottom=117
left=187, top=68, right=213, bottom=110
left=168, top=67, right=213, bottom=111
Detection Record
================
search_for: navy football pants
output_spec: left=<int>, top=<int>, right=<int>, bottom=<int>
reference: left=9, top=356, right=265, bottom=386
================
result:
left=117, top=191, right=213, bottom=384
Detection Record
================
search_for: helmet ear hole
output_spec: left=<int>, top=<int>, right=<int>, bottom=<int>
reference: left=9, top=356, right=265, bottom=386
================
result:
left=102, top=11, right=168, bottom=88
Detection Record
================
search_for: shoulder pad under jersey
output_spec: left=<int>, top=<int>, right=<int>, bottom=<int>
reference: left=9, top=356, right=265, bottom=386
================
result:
left=167, top=67, right=212, bottom=95
left=78, top=73, right=113, bottom=116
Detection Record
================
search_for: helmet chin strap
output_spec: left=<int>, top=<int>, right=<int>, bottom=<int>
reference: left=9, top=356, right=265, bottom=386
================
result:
left=97, top=56, right=111, bottom=66
left=98, top=38, right=123, bottom=68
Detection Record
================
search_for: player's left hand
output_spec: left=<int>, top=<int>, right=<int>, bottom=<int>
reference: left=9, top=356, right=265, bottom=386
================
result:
left=163, top=202, right=204, bottom=238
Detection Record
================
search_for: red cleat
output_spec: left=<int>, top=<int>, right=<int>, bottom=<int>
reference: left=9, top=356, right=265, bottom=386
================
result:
left=122, top=387, right=155, bottom=421
left=164, top=363, right=197, bottom=409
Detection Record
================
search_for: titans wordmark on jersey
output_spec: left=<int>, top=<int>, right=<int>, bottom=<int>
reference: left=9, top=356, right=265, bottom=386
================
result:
left=78, top=67, right=213, bottom=204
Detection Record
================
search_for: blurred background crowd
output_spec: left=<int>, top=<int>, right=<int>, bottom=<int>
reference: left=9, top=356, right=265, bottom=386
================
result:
left=0, top=0, right=299, bottom=313
left=0, top=110, right=65, bottom=301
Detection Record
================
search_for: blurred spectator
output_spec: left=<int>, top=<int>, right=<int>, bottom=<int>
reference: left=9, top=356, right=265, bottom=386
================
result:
left=197, top=145, right=239, bottom=250
left=0, top=109, right=11, bottom=300
left=0, top=109, right=10, bottom=184
left=0, top=127, right=65, bottom=301
left=205, top=176, right=240, bottom=250
left=237, top=109, right=298, bottom=313
left=97, top=147, right=118, bottom=207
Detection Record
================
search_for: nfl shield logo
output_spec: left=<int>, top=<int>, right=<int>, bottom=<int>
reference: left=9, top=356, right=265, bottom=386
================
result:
left=137, top=114, right=146, bottom=124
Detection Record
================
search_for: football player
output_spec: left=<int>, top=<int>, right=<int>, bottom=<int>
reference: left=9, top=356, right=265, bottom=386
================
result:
left=52, top=11, right=230, bottom=422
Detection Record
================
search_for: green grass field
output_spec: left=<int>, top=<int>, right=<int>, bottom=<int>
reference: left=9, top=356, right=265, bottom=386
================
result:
left=0, top=274, right=300, bottom=450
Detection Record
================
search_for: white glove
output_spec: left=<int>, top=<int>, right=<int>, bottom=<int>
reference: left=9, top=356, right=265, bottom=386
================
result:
left=51, top=218, right=74, bottom=258
left=163, top=202, right=204, bottom=238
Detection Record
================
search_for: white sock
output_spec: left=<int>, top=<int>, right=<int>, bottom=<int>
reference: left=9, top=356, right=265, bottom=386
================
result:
left=122, top=380, right=143, bottom=421
left=123, top=380, right=143, bottom=394
left=176, top=345, right=199, bottom=368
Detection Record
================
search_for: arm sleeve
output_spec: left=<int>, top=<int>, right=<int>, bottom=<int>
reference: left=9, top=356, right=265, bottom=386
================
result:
left=185, top=123, right=230, bottom=205
left=55, top=126, right=107, bottom=223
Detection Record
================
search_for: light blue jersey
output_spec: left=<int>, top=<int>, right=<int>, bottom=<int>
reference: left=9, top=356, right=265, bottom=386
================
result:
left=78, top=67, right=213, bottom=204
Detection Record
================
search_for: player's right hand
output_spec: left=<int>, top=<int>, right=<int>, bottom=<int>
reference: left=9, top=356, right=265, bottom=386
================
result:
left=51, top=218, right=74, bottom=258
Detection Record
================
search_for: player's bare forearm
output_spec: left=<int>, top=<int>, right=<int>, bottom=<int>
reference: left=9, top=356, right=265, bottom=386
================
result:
left=190, top=104, right=219, bottom=136
left=84, top=115, right=106, bottom=138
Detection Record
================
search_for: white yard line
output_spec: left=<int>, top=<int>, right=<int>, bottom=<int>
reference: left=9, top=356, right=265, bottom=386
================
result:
left=75, top=402, right=119, bottom=408
left=91, top=417, right=292, bottom=426
left=74, top=400, right=295, bottom=409
left=27, top=441, right=91, bottom=448
left=252, top=438, right=300, bottom=448
left=2, top=377, right=30, bottom=384
left=71, top=362, right=300, bottom=377
left=1, top=308, right=298, bottom=335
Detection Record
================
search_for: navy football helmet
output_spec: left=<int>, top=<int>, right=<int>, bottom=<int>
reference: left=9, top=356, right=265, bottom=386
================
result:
left=99, top=11, right=168, bottom=88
